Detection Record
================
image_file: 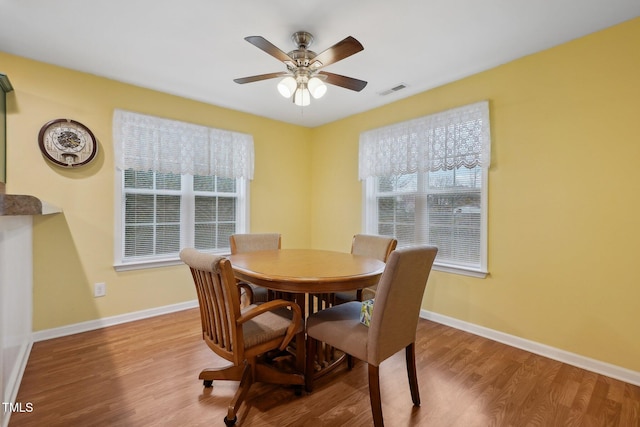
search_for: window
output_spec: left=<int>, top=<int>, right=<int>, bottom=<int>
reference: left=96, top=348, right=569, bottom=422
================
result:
left=360, top=101, right=490, bottom=277
left=113, top=110, right=253, bottom=270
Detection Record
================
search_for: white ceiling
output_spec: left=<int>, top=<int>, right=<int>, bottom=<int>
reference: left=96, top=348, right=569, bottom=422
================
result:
left=1, top=0, right=638, bottom=127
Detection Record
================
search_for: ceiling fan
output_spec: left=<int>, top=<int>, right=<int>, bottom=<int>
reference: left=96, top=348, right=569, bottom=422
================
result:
left=234, top=31, right=367, bottom=106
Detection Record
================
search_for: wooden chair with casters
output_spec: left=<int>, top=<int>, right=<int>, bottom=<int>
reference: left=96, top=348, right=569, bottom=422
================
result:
left=180, top=248, right=304, bottom=427
left=229, top=233, right=281, bottom=303
left=333, top=234, right=397, bottom=304
left=305, top=245, right=438, bottom=427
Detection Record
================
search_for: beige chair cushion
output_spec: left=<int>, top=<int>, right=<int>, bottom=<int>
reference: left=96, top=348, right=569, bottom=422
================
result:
left=305, top=302, right=369, bottom=362
left=334, top=234, right=397, bottom=304
left=231, top=233, right=281, bottom=253
left=307, top=246, right=438, bottom=367
left=367, top=246, right=436, bottom=364
left=241, top=304, right=302, bottom=349
left=230, top=233, right=281, bottom=303
left=180, top=250, right=225, bottom=272
left=351, top=234, right=396, bottom=260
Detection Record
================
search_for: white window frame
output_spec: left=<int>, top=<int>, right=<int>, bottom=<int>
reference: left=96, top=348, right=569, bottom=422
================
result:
left=362, top=170, right=488, bottom=278
left=112, top=110, right=252, bottom=271
left=114, top=173, right=249, bottom=271
left=360, top=101, right=490, bottom=278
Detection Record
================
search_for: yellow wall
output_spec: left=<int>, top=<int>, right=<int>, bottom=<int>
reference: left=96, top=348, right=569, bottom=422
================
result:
left=2, top=17, right=639, bottom=373
left=310, top=17, right=640, bottom=372
left=1, top=52, right=312, bottom=330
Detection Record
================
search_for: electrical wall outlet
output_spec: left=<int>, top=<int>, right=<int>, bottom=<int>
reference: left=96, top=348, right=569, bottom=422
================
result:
left=94, top=282, right=106, bottom=297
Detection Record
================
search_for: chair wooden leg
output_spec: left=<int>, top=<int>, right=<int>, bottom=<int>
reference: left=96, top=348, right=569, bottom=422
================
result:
left=199, top=364, right=245, bottom=385
left=305, top=337, right=317, bottom=392
left=405, top=343, right=420, bottom=406
left=368, top=364, right=384, bottom=427
left=226, top=363, right=253, bottom=425
left=254, top=361, right=304, bottom=386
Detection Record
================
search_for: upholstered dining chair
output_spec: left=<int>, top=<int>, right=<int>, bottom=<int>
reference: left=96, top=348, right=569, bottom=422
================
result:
left=229, top=233, right=281, bottom=303
left=334, top=234, right=397, bottom=304
left=305, top=245, right=438, bottom=427
left=180, top=248, right=304, bottom=427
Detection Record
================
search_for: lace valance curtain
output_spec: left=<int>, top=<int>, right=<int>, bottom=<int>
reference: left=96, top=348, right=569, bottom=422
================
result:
left=113, top=109, right=254, bottom=179
left=359, top=101, right=490, bottom=180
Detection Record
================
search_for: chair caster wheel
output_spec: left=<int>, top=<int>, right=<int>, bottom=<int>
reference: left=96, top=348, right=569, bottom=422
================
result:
left=224, top=415, right=237, bottom=426
left=203, top=380, right=213, bottom=387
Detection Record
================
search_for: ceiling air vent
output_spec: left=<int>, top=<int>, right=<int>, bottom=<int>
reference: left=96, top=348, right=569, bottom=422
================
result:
left=378, top=83, right=407, bottom=96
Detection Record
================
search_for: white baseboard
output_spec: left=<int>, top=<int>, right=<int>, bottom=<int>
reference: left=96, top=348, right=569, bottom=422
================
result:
left=421, top=309, right=640, bottom=387
left=32, top=300, right=199, bottom=342
left=30, top=303, right=640, bottom=387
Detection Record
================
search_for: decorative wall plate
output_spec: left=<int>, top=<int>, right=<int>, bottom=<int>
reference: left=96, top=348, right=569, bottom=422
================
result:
left=38, top=118, right=97, bottom=167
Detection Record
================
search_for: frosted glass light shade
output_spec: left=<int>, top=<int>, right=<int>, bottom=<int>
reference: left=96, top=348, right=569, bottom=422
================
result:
left=294, top=88, right=310, bottom=106
left=308, top=77, right=327, bottom=99
left=277, top=76, right=297, bottom=98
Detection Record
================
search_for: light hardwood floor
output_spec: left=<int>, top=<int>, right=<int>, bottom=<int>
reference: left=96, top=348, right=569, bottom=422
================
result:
left=9, top=308, right=640, bottom=426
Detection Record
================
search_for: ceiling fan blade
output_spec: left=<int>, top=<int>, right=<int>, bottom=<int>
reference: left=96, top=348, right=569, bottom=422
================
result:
left=234, top=72, right=289, bottom=84
left=310, top=36, right=364, bottom=69
left=244, top=36, right=293, bottom=63
left=318, top=71, right=368, bottom=92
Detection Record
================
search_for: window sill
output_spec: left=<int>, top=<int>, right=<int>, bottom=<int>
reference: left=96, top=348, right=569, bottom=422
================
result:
left=433, top=263, right=488, bottom=278
left=114, top=258, right=183, bottom=272
left=114, top=251, right=231, bottom=272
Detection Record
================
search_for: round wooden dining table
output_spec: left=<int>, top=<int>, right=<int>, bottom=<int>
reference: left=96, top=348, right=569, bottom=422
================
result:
left=228, top=248, right=386, bottom=294
left=228, top=248, right=386, bottom=380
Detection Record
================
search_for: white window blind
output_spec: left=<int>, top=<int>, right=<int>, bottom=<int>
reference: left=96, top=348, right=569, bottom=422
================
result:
left=113, top=110, right=252, bottom=270
left=360, top=101, right=490, bottom=276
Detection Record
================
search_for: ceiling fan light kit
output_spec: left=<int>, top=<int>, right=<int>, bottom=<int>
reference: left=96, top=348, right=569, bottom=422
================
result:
left=277, top=74, right=326, bottom=106
left=293, top=86, right=311, bottom=106
left=235, top=31, right=367, bottom=107
left=308, top=77, right=327, bottom=98
left=277, top=76, right=297, bottom=98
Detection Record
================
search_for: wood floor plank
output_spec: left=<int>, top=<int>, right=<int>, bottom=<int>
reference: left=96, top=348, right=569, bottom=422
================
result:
left=8, top=308, right=640, bottom=426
